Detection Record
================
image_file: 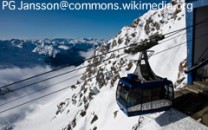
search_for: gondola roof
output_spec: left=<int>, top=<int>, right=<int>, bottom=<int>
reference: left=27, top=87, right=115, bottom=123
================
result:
left=119, top=76, right=170, bottom=89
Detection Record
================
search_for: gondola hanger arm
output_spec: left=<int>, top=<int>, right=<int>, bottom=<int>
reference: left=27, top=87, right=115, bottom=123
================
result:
left=124, top=33, right=165, bottom=54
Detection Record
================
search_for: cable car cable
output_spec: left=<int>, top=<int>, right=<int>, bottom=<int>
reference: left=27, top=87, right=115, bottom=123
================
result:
left=1, top=34, right=207, bottom=114
left=0, top=38, right=196, bottom=113
left=0, top=53, right=126, bottom=96
left=2, top=31, right=208, bottom=99
left=0, top=74, right=82, bottom=107
left=0, top=53, right=128, bottom=107
left=1, top=19, right=208, bottom=90
left=151, top=32, right=208, bottom=57
left=0, top=69, right=120, bottom=114
left=164, top=17, right=208, bottom=36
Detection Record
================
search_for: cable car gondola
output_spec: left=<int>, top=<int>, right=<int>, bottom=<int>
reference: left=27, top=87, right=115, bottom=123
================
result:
left=116, top=51, right=174, bottom=116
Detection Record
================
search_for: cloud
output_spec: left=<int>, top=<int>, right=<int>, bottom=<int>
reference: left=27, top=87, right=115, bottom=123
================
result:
left=79, top=49, right=94, bottom=59
left=0, top=66, right=51, bottom=86
left=0, top=65, right=82, bottom=130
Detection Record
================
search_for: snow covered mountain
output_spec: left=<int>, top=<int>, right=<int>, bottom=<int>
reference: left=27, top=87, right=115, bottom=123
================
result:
left=0, top=38, right=104, bottom=68
left=1, top=0, right=208, bottom=130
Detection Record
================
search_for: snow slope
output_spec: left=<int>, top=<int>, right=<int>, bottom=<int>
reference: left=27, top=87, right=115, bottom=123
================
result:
left=4, top=0, right=207, bottom=129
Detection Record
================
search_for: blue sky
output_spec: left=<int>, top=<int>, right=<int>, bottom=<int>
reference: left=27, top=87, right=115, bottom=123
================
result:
left=0, top=0, right=170, bottom=40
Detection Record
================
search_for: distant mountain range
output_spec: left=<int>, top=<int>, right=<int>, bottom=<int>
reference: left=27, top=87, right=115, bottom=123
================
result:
left=0, top=38, right=104, bottom=68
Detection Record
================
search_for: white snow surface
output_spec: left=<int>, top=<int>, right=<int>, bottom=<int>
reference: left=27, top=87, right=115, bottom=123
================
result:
left=4, top=0, right=208, bottom=130
left=58, top=45, right=70, bottom=50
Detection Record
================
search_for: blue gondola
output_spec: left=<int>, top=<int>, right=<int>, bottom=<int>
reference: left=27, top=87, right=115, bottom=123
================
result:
left=116, top=51, right=174, bottom=116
